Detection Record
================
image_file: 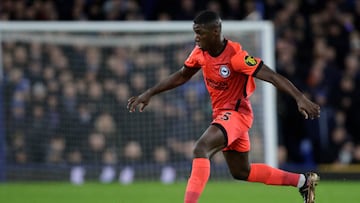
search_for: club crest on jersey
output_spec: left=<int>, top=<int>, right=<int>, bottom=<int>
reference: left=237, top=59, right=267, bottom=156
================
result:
left=219, top=65, right=230, bottom=78
left=245, top=55, right=257, bottom=66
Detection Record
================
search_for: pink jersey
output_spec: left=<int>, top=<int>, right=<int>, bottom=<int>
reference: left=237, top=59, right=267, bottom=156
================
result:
left=184, top=39, right=263, bottom=120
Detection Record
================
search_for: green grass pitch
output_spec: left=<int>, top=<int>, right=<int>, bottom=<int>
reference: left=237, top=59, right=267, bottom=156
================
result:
left=1, top=180, right=360, bottom=203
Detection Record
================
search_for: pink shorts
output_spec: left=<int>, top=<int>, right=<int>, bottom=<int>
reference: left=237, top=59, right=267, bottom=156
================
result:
left=212, top=110, right=253, bottom=152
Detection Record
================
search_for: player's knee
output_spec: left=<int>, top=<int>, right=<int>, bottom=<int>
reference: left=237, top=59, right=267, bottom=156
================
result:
left=231, top=172, right=248, bottom=181
left=192, top=141, right=209, bottom=158
left=231, top=168, right=250, bottom=180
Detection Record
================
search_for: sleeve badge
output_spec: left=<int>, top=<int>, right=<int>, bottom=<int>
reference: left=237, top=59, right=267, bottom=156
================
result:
left=245, top=55, right=258, bottom=66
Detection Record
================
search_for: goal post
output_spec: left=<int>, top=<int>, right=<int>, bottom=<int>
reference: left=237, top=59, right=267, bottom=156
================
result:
left=0, top=21, right=276, bottom=182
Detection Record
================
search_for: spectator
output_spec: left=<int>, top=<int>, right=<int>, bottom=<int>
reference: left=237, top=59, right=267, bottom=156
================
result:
left=26, top=105, right=48, bottom=163
left=129, top=72, right=147, bottom=95
left=105, top=48, right=132, bottom=83
left=45, top=95, right=61, bottom=135
left=61, top=82, right=80, bottom=152
left=8, top=92, right=27, bottom=135
left=94, top=112, right=117, bottom=145
left=243, top=0, right=263, bottom=20
left=9, top=130, right=27, bottom=164
left=86, top=0, right=105, bottom=20
left=71, top=103, right=93, bottom=151
left=174, top=0, right=197, bottom=20
left=85, top=47, right=102, bottom=74
left=352, top=144, right=360, bottom=163
left=119, top=141, right=141, bottom=184
left=153, top=146, right=176, bottom=184
left=99, top=148, right=117, bottom=183
left=46, top=134, right=66, bottom=164
left=84, top=131, right=106, bottom=165
left=223, top=0, right=242, bottom=20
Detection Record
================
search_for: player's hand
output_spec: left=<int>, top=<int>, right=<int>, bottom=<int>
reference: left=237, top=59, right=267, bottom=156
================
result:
left=296, top=95, right=321, bottom=120
left=127, top=92, right=151, bottom=112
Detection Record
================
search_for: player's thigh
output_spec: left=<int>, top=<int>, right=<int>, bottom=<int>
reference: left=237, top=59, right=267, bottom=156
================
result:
left=223, top=150, right=250, bottom=179
left=212, top=110, right=251, bottom=152
left=194, top=125, right=227, bottom=157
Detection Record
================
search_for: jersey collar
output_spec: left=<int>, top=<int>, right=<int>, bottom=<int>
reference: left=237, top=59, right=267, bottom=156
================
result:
left=208, top=39, right=228, bottom=57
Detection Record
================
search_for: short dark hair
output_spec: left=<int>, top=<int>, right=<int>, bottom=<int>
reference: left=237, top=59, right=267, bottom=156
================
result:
left=193, top=10, right=221, bottom=25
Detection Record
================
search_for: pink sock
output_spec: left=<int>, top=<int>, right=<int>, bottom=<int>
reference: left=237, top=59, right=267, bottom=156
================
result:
left=184, top=158, right=210, bottom=203
left=247, top=163, right=300, bottom=186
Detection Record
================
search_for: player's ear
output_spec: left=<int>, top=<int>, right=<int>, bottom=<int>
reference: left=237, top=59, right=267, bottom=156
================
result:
left=213, top=26, right=220, bottom=36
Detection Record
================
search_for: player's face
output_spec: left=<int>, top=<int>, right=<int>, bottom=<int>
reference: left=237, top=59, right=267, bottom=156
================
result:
left=193, top=24, right=214, bottom=51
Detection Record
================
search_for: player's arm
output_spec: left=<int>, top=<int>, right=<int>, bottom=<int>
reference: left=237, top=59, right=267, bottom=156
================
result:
left=127, top=66, right=200, bottom=112
left=254, top=64, right=320, bottom=119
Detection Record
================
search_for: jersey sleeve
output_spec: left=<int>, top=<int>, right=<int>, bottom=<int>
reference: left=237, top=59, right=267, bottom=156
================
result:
left=230, top=49, right=263, bottom=76
left=184, top=46, right=202, bottom=68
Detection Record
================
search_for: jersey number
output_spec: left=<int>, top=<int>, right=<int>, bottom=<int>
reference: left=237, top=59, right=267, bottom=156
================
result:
left=221, top=112, right=232, bottom=120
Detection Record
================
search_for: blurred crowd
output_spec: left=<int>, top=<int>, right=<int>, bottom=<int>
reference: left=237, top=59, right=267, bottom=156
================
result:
left=1, top=0, right=360, bottom=182
left=2, top=32, right=211, bottom=183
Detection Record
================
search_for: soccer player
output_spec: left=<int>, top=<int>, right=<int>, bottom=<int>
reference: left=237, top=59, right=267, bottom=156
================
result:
left=127, top=10, right=320, bottom=203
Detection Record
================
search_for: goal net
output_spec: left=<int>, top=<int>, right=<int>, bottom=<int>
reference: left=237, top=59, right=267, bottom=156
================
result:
left=0, top=21, right=276, bottom=183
